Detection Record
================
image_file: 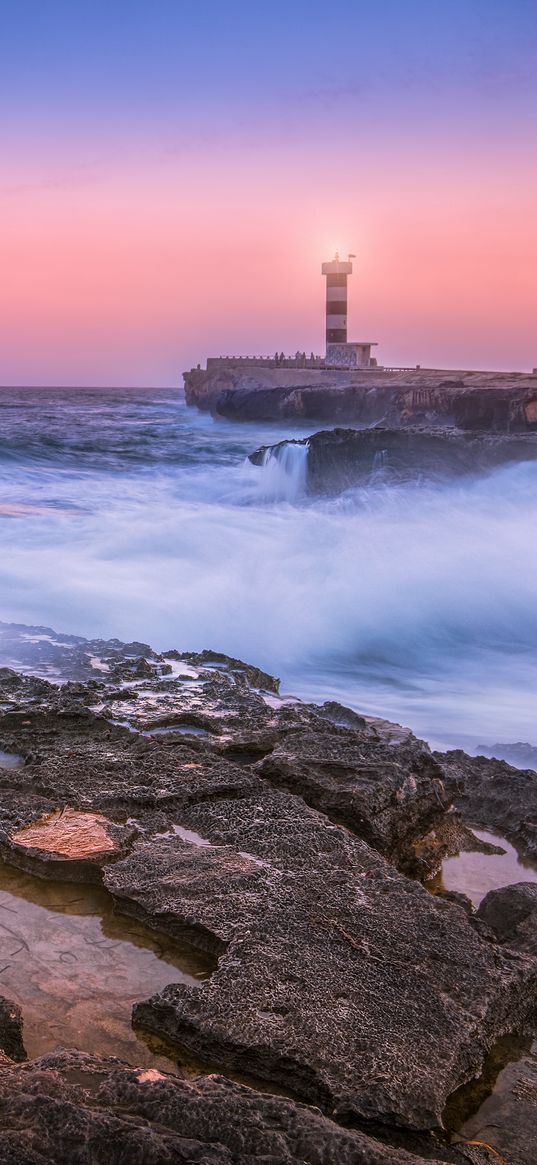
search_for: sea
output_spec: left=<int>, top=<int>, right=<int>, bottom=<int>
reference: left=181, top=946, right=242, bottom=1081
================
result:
left=1, top=384, right=536, bottom=754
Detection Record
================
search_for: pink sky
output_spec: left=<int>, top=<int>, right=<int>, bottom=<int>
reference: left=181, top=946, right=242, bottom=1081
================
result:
left=2, top=88, right=536, bottom=384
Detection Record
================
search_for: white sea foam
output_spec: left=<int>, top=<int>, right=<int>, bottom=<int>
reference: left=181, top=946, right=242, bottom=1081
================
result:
left=255, top=441, right=309, bottom=502
left=0, top=391, right=536, bottom=752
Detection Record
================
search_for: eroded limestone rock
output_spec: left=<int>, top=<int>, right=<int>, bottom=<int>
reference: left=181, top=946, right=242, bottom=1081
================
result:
left=0, top=1049, right=453, bottom=1165
left=183, top=366, right=537, bottom=430
left=477, top=884, right=537, bottom=956
left=0, top=995, right=26, bottom=1062
left=105, top=799, right=536, bottom=1130
left=1, top=807, right=137, bottom=882
left=437, top=750, right=537, bottom=860
left=0, top=622, right=535, bottom=1158
left=255, top=726, right=450, bottom=873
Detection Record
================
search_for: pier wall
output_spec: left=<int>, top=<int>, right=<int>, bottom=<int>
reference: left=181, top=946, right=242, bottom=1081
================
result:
left=183, top=363, right=537, bottom=430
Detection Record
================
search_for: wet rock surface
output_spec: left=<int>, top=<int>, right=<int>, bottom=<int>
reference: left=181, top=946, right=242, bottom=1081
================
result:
left=0, top=620, right=157, bottom=685
left=249, top=427, right=537, bottom=493
left=0, top=622, right=535, bottom=1161
left=452, top=1039, right=537, bottom=1165
left=0, top=1049, right=452, bottom=1165
left=477, top=884, right=537, bottom=955
left=255, top=727, right=451, bottom=874
left=0, top=994, right=26, bottom=1062
left=438, top=750, right=537, bottom=860
left=126, top=814, right=534, bottom=1130
left=3, top=808, right=137, bottom=884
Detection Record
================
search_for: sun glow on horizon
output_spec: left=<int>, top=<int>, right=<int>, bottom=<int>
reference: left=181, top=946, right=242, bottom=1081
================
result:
left=1, top=3, right=536, bottom=383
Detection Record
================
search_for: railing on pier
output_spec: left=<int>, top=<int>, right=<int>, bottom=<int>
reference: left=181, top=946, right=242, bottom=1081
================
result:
left=205, top=355, right=325, bottom=370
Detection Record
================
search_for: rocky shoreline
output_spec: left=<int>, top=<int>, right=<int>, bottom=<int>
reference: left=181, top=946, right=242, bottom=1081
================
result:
left=183, top=366, right=537, bottom=430
left=249, top=427, right=537, bottom=493
left=0, top=621, right=536, bottom=1163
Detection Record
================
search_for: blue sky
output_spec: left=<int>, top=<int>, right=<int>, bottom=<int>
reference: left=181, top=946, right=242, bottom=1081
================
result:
left=3, top=1, right=537, bottom=134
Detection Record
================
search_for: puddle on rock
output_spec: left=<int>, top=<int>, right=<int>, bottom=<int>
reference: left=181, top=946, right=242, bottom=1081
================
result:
left=145, top=724, right=212, bottom=738
left=154, top=824, right=276, bottom=873
left=444, top=1033, right=532, bottom=1130
left=106, top=718, right=212, bottom=739
left=456, top=1040, right=537, bottom=1157
left=444, top=1032, right=536, bottom=1156
left=426, top=828, right=537, bottom=907
left=0, top=860, right=209, bottom=1069
left=155, top=824, right=214, bottom=847
left=0, top=752, right=24, bottom=770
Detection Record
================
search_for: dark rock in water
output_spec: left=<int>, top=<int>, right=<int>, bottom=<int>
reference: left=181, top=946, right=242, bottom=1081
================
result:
left=249, top=427, right=537, bottom=494
left=435, top=889, right=474, bottom=915
left=436, top=750, right=537, bottom=860
left=477, top=883, right=537, bottom=954
left=0, top=996, right=26, bottom=1062
left=177, top=648, right=281, bottom=694
left=0, top=1048, right=451, bottom=1165
left=0, top=619, right=157, bottom=685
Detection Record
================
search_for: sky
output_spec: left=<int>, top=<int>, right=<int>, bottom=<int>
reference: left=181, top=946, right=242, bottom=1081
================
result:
left=1, top=0, right=537, bottom=385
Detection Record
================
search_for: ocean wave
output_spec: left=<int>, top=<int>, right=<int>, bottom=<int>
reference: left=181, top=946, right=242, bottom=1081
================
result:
left=1, top=388, right=536, bottom=750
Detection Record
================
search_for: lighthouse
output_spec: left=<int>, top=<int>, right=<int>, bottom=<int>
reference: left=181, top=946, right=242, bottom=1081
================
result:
left=322, top=251, right=352, bottom=344
left=322, top=252, right=377, bottom=368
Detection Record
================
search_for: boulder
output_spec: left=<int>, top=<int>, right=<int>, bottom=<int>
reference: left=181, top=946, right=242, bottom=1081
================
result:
left=0, top=1048, right=456, bottom=1165
left=249, top=427, right=537, bottom=493
left=0, top=996, right=26, bottom=1062
left=255, top=725, right=450, bottom=873
left=436, top=750, right=537, bottom=859
left=477, top=883, right=537, bottom=955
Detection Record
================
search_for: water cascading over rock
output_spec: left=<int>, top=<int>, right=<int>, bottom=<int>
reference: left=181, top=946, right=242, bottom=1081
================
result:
left=256, top=441, right=309, bottom=502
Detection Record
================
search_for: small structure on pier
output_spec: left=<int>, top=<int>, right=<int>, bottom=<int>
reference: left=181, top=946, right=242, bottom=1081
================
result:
left=322, top=253, right=377, bottom=368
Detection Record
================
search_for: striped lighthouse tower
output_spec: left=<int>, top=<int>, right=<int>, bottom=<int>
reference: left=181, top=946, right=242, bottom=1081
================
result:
left=322, top=252, right=353, bottom=346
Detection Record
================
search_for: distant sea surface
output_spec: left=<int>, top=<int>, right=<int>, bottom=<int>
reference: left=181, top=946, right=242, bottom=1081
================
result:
left=1, top=384, right=537, bottom=754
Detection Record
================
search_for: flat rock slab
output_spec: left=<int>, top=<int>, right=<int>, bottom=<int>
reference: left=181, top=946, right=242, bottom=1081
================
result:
left=256, top=726, right=449, bottom=873
left=0, top=1049, right=451, bottom=1165
left=1, top=624, right=536, bottom=1155
left=11, top=808, right=119, bottom=859
left=104, top=789, right=536, bottom=1130
left=1, top=807, right=137, bottom=882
